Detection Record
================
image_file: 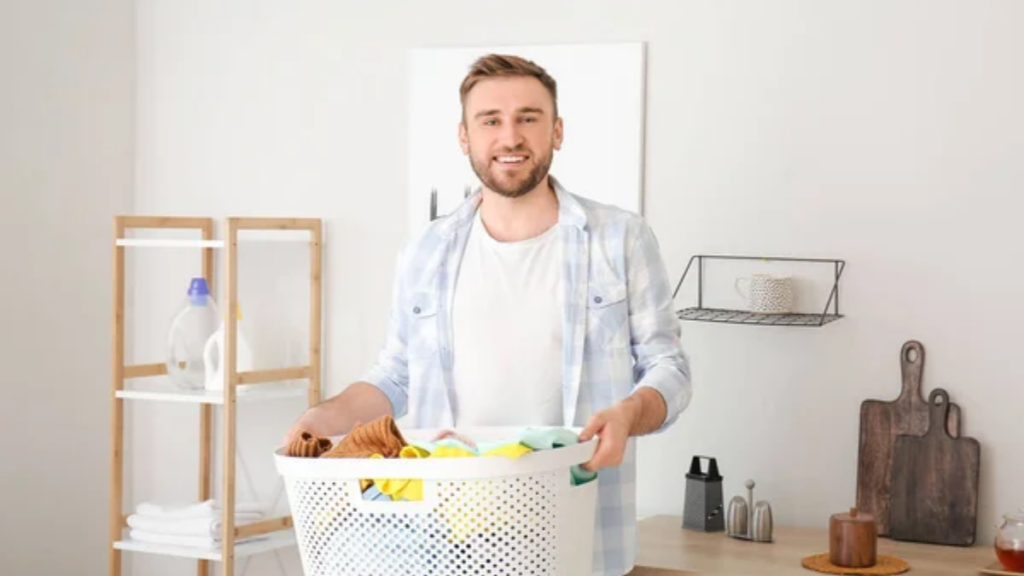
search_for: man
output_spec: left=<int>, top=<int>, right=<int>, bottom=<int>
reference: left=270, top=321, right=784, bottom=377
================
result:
left=284, top=53, right=692, bottom=576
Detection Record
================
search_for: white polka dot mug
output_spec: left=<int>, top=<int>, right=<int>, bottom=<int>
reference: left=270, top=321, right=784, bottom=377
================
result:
left=734, top=274, right=795, bottom=314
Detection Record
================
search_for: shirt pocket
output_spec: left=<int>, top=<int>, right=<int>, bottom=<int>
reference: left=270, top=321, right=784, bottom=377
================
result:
left=407, top=290, right=440, bottom=358
left=585, top=281, right=629, bottom=350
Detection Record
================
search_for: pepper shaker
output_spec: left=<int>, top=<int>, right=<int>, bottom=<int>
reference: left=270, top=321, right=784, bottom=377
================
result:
left=726, top=479, right=774, bottom=543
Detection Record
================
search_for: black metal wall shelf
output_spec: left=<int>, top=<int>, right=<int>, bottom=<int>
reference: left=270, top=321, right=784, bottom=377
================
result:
left=672, top=255, right=846, bottom=327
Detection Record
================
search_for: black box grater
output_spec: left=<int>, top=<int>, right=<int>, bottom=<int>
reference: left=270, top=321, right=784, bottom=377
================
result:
left=682, top=455, right=725, bottom=532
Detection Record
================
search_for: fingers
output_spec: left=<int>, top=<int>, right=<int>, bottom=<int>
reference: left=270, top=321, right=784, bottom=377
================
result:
left=583, top=435, right=621, bottom=471
left=432, top=429, right=456, bottom=442
left=282, top=426, right=301, bottom=448
left=579, top=413, right=606, bottom=442
left=588, top=438, right=626, bottom=470
left=580, top=411, right=628, bottom=472
left=583, top=440, right=614, bottom=472
left=284, top=406, right=324, bottom=447
left=432, top=429, right=477, bottom=448
left=580, top=413, right=610, bottom=472
left=283, top=417, right=313, bottom=447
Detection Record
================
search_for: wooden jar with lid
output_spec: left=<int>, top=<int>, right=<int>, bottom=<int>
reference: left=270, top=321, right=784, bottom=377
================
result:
left=829, top=507, right=877, bottom=568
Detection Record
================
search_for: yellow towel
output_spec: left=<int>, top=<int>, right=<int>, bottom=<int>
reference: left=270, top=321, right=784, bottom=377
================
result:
left=481, top=443, right=533, bottom=458
left=359, top=441, right=534, bottom=510
left=370, top=454, right=423, bottom=502
left=430, top=444, right=476, bottom=458
left=365, top=445, right=433, bottom=501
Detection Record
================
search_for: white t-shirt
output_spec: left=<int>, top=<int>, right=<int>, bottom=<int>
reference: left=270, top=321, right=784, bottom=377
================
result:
left=450, top=210, right=565, bottom=427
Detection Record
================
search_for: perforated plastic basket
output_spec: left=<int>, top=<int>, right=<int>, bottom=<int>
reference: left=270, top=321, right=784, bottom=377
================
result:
left=274, top=426, right=599, bottom=576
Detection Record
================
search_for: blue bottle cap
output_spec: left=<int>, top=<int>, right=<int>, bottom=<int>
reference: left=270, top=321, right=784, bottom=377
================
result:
left=188, top=277, right=210, bottom=297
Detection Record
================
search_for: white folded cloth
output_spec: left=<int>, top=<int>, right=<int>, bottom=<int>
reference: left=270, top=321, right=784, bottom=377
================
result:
left=134, top=499, right=267, bottom=520
left=127, top=500, right=274, bottom=548
left=127, top=512, right=264, bottom=539
left=128, top=529, right=265, bottom=549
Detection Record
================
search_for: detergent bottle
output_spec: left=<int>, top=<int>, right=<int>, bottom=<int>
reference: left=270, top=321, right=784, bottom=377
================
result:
left=166, top=278, right=220, bottom=390
left=203, top=302, right=254, bottom=391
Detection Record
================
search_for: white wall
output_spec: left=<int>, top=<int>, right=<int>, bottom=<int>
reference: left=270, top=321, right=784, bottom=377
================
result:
left=132, top=0, right=1024, bottom=573
left=0, top=1, right=135, bottom=574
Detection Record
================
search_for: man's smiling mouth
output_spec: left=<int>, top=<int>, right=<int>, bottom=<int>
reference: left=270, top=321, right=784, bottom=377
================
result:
left=495, top=155, right=527, bottom=164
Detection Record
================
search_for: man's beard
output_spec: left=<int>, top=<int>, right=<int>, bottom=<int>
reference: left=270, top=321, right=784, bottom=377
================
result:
left=468, top=146, right=552, bottom=199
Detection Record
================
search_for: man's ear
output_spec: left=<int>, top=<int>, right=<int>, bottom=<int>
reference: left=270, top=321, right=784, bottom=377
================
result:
left=458, top=121, right=469, bottom=155
left=553, top=117, right=564, bottom=151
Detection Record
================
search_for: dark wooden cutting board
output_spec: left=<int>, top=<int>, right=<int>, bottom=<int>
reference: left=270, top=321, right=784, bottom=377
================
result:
left=888, top=388, right=980, bottom=546
left=856, top=340, right=961, bottom=536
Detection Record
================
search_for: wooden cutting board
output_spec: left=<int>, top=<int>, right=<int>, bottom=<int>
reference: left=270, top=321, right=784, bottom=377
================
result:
left=888, top=388, right=980, bottom=546
left=856, top=340, right=961, bottom=536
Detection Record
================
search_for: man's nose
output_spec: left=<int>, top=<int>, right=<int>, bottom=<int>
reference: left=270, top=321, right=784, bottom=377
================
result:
left=496, top=121, right=525, bottom=149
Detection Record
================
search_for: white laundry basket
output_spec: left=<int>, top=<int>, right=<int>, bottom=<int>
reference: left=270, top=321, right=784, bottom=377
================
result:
left=274, top=426, right=599, bottom=576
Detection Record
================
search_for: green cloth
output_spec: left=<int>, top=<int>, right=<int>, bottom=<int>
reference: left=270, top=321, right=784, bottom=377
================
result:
left=519, top=428, right=598, bottom=486
left=411, top=437, right=478, bottom=454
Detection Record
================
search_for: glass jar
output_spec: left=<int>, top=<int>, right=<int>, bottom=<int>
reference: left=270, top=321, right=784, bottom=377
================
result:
left=995, top=510, right=1024, bottom=572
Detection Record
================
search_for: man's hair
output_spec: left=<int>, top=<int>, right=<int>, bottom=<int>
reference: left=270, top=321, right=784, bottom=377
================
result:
left=459, top=54, right=558, bottom=121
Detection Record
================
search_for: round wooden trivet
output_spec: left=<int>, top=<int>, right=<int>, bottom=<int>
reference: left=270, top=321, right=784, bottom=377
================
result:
left=801, top=553, right=910, bottom=575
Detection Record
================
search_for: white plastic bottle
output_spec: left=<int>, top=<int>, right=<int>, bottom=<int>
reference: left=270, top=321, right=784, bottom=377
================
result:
left=203, top=302, right=254, bottom=391
left=166, top=278, right=220, bottom=390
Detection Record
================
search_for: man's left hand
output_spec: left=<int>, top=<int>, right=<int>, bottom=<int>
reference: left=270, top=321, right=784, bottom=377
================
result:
left=578, top=397, right=641, bottom=472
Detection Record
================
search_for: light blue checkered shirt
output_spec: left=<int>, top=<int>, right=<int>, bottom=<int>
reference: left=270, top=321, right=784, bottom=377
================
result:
left=364, top=177, right=693, bottom=576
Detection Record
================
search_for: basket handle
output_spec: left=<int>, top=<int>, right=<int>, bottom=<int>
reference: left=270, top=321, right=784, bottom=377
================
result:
left=346, top=478, right=439, bottom=514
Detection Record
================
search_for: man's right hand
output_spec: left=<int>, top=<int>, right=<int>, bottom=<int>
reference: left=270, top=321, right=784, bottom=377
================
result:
left=282, top=406, right=328, bottom=447
left=280, top=381, right=396, bottom=448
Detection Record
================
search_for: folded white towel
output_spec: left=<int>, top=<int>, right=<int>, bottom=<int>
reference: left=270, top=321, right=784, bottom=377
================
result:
left=127, top=513, right=264, bottom=539
left=129, top=529, right=266, bottom=549
left=134, top=499, right=267, bottom=520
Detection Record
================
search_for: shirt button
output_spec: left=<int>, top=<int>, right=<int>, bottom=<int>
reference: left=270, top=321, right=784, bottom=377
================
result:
left=594, top=296, right=603, bottom=304
left=413, top=306, right=421, bottom=314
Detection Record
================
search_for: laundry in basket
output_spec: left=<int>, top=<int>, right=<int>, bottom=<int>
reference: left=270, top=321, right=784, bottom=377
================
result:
left=275, top=419, right=600, bottom=576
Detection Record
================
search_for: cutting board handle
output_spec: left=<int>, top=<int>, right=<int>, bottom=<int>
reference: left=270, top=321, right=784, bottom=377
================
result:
left=927, top=388, right=952, bottom=438
left=898, top=340, right=925, bottom=403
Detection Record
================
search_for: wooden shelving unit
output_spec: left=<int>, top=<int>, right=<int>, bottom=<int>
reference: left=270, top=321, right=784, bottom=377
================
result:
left=109, top=216, right=323, bottom=576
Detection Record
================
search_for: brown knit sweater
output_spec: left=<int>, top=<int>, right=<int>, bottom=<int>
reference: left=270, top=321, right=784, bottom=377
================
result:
left=286, top=431, right=334, bottom=458
left=319, top=415, right=407, bottom=459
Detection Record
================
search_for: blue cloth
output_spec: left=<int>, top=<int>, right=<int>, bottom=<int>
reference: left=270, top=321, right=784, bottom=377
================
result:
left=361, top=176, right=693, bottom=576
left=361, top=484, right=394, bottom=502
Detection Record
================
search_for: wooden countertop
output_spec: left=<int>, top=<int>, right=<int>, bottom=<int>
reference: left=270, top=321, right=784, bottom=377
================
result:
left=630, top=515, right=1004, bottom=576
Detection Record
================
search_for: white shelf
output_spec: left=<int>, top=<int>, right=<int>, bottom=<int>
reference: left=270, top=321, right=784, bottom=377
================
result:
left=116, top=381, right=308, bottom=404
left=117, top=229, right=316, bottom=249
left=116, top=239, right=225, bottom=248
left=113, top=529, right=296, bottom=561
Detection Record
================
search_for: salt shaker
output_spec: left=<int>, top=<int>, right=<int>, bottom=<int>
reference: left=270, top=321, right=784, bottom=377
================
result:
left=726, top=479, right=774, bottom=543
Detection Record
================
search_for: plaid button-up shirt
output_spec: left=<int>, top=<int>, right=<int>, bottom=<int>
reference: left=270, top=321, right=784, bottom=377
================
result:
left=364, top=177, right=693, bottom=576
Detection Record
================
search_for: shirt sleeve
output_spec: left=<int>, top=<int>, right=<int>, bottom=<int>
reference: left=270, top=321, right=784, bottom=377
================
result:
left=626, top=219, right=693, bottom=433
left=361, top=241, right=413, bottom=419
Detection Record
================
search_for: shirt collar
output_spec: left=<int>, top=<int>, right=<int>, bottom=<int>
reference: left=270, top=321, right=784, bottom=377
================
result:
left=437, top=175, right=588, bottom=238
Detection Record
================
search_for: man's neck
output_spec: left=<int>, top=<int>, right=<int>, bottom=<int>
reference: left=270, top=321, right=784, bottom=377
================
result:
left=478, top=178, right=559, bottom=243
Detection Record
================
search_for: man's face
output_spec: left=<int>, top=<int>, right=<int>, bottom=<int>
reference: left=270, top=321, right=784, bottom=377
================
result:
left=459, top=76, right=563, bottom=198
